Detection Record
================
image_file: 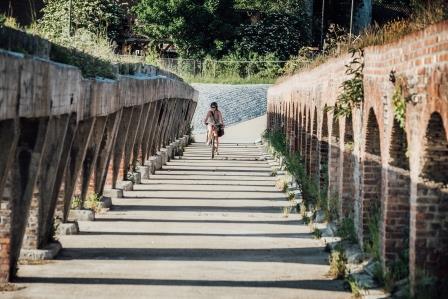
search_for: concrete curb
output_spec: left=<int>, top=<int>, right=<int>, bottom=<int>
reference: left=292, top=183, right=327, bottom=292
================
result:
left=20, top=242, right=62, bottom=260
left=57, top=222, right=79, bottom=235
left=68, top=209, right=95, bottom=221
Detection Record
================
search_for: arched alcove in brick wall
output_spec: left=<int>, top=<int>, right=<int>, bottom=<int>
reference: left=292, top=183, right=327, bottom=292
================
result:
left=342, top=116, right=356, bottom=218
left=320, top=110, right=329, bottom=194
left=361, top=108, right=382, bottom=245
left=295, top=104, right=300, bottom=152
left=289, top=102, right=296, bottom=152
left=382, top=119, right=410, bottom=266
left=297, top=111, right=303, bottom=153
left=283, top=102, right=287, bottom=135
left=412, top=112, right=448, bottom=291
left=305, top=109, right=312, bottom=173
left=329, top=116, right=341, bottom=212
left=310, top=108, right=319, bottom=181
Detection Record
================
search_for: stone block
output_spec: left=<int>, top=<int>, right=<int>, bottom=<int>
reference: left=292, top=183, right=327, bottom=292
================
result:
left=117, top=180, right=133, bottom=191
left=99, top=196, right=112, bottom=209
left=130, top=172, right=141, bottom=184
left=103, top=188, right=123, bottom=198
left=158, top=149, right=168, bottom=165
left=57, top=222, right=79, bottom=235
left=136, top=165, right=150, bottom=179
left=69, top=209, right=95, bottom=221
left=19, top=242, right=62, bottom=260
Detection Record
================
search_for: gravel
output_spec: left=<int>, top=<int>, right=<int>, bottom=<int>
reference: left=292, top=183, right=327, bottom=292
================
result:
left=191, top=83, right=271, bottom=133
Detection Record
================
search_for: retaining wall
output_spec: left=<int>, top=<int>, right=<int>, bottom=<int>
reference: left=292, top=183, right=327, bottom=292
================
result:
left=267, top=21, right=448, bottom=293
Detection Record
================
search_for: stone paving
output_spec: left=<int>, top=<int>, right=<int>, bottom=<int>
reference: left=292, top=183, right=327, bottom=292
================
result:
left=191, top=83, right=270, bottom=133
left=3, top=143, right=350, bottom=299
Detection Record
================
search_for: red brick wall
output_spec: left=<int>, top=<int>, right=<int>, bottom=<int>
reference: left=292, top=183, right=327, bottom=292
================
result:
left=267, top=21, right=448, bottom=292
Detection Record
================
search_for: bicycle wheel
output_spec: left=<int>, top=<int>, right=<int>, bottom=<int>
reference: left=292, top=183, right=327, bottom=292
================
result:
left=211, top=135, right=215, bottom=159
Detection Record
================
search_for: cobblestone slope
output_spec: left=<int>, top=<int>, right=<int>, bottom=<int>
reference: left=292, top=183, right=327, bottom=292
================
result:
left=192, top=83, right=270, bottom=133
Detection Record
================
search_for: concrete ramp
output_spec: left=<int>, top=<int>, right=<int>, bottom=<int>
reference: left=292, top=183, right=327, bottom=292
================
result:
left=6, top=143, right=350, bottom=299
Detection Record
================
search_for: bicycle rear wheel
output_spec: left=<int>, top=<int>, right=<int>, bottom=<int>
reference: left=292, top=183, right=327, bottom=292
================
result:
left=211, top=135, right=215, bottom=159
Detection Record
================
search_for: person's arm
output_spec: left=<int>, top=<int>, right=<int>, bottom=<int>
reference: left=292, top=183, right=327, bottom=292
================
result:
left=203, top=111, right=211, bottom=124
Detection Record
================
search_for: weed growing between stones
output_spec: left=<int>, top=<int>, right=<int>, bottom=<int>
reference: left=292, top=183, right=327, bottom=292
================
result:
left=337, top=217, right=357, bottom=243
left=364, top=204, right=381, bottom=261
left=85, top=193, right=102, bottom=213
left=312, top=227, right=322, bottom=239
left=70, top=196, right=82, bottom=210
left=71, top=193, right=102, bottom=212
left=328, top=244, right=347, bottom=279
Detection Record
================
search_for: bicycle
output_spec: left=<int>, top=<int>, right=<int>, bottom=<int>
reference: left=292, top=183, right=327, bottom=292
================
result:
left=210, top=124, right=219, bottom=159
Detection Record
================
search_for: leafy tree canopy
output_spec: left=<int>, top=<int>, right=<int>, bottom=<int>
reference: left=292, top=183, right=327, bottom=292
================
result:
left=234, top=0, right=308, bottom=13
left=39, top=0, right=125, bottom=40
left=134, top=0, right=242, bottom=58
left=134, top=0, right=311, bottom=59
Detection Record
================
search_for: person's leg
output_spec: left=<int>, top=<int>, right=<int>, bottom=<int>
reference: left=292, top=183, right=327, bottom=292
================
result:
left=207, top=124, right=212, bottom=146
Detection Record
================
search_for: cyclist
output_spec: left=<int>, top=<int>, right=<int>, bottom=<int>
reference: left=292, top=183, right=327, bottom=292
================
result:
left=203, top=102, right=224, bottom=152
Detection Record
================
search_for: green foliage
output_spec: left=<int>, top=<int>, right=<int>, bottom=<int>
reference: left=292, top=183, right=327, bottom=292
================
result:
left=327, top=48, right=364, bottom=118
left=337, top=217, right=358, bottom=243
left=282, top=46, right=318, bottom=75
left=85, top=193, right=102, bottom=212
left=0, top=14, right=6, bottom=27
left=346, top=276, right=362, bottom=297
left=391, top=73, right=409, bottom=129
left=235, top=12, right=311, bottom=61
left=364, top=204, right=381, bottom=261
left=392, top=86, right=406, bottom=129
left=39, top=0, right=126, bottom=40
left=134, top=0, right=310, bottom=60
left=414, top=269, right=442, bottom=299
left=235, top=0, right=308, bottom=13
left=49, top=218, right=60, bottom=242
left=71, top=196, right=82, bottom=210
left=383, top=248, right=409, bottom=291
left=176, top=52, right=283, bottom=84
left=312, top=227, right=322, bottom=239
left=134, top=0, right=241, bottom=59
left=328, top=245, right=347, bottom=279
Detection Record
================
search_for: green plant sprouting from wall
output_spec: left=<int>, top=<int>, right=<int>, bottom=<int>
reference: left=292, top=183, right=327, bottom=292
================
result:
left=327, top=48, right=364, bottom=118
left=390, top=71, right=412, bottom=129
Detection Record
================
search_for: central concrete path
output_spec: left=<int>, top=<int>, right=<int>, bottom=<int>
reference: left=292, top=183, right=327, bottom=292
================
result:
left=6, top=143, right=350, bottom=299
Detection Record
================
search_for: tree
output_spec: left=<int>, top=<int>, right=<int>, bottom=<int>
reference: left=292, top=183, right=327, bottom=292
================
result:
left=134, top=0, right=241, bottom=58
left=38, top=0, right=126, bottom=40
left=235, top=12, right=311, bottom=60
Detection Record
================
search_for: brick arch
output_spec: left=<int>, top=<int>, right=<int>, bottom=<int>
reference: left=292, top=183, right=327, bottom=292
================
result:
left=300, top=108, right=308, bottom=158
left=298, top=111, right=303, bottom=155
left=309, top=107, right=319, bottom=180
left=411, top=112, right=448, bottom=293
left=305, top=108, right=312, bottom=173
left=360, top=108, right=382, bottom=245
left=329, top=115, right=341, bottom=215
left=382, top=119, right=410, bottom=266
left=294, top=103, right=300, bottom=152
left=320, top=109, right=329, bottom=198
left=342, top=115, right=356, bottom=218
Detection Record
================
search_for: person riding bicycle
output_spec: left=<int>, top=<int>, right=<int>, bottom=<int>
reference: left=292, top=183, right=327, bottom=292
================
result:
left=203, top=102, right=224, bottom=150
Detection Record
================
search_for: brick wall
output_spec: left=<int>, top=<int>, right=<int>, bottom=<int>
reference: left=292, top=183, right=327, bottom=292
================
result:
left=267, top=21, right=448, bottom=293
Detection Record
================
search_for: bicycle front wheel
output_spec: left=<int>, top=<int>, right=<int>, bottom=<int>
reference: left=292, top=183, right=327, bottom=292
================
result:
left=211, top=136, right=215, bottom=159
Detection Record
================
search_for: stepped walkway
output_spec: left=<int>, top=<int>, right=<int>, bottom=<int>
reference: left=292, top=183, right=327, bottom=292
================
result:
left=6, top=143, right=350, bottom=299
